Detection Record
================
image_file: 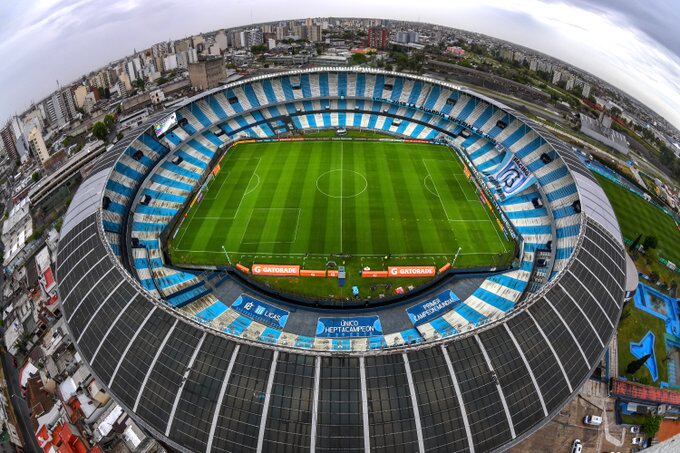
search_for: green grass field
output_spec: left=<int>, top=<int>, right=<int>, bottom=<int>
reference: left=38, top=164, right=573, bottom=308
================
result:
left=596, top=175, right=680, bottom=265
left=617, top=301, right=668, bottom=386
left=168, top=140, right=514, bottom=299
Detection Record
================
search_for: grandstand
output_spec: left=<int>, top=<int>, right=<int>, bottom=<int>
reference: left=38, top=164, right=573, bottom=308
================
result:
left=56, top=68, right=635, bottom=452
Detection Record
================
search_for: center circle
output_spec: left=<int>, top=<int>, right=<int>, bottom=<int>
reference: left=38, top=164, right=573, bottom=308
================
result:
left=316, top=169, right=368, bottom=198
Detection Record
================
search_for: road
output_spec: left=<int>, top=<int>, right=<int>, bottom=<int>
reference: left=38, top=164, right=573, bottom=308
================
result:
left=1, top=350, right=41, bottom=452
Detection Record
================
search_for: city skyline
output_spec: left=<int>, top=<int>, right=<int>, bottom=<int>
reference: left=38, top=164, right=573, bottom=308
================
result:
left=0, top=0, right=679, bottom=131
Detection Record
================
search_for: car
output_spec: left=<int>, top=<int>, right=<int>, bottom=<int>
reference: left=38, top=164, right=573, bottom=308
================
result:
left=632, top=437, right=644, bottom=445
left=584, top=415, right=603, bottom=426
left=630, top=425, right=640, bottom=434
left=571, top=439, right=583, bottom=453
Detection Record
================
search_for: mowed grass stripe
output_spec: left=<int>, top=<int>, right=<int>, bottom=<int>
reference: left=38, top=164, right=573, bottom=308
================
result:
left=405, top=150, right=455, bottom=253
left=249, top=144, right=297, bottom=253
left=341, top=142, right=364, bottom=250
left=263, top=144, right=301, bottom=253
left=388, top=147, right=428, bottom=254
left=291, top=142, right=327, bottom=254
left=215, top=155, right=262, bottom=252
left=376, top=144, right=411, bottom=253
left=361, top=143, right=391, bottom=255
left=305, top=143, right=334, bottom=254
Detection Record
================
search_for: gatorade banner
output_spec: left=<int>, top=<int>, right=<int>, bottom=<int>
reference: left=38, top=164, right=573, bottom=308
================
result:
left=316, top=316, right=383, bottom=338
left=231, top=295, right=289, bottom=329
left=388, top=266, right=436, bottom=278
left=251, top=264, right=300, bottom=277
left=235, top=263, right=250, bottom=274
left=211, top=164, right=221, bottom=177
left=406, top=290, right=461, bottom=326
left=492, top=158, right=536, bottom=198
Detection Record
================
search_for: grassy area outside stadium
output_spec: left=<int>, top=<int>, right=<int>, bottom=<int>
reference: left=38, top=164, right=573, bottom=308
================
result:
left=595, top=175, right=680, bottom=266
left=167, top=139, right=515, bottom=300
left=617, top=301, right=669, bottom=387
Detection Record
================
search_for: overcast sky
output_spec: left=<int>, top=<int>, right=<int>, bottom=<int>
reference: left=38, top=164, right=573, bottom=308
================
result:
left=1, top=0, right=679, bottom=130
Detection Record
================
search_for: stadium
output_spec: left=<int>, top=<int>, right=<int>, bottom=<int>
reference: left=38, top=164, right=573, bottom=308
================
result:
left=56, top=68, right=636, bottom=452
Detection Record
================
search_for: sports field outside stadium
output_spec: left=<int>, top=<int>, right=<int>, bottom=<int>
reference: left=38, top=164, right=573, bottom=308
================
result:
left=168, top=139, right=515, bottom=299
left=595, top=174, right=680, bottom=265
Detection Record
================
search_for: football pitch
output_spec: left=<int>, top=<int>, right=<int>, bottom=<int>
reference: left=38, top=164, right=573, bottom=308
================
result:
left=168, top=140, right=514, bottom=294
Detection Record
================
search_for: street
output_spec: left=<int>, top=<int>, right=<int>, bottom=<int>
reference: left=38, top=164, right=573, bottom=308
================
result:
left=1, top=349, right=41, bottom=452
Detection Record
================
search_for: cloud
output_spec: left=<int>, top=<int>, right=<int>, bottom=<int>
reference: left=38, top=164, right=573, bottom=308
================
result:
left=0, top=0, right=679, bottom=130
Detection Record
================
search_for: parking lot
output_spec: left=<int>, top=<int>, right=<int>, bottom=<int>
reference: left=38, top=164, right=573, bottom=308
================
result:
left=510, top=380, right=637, bottom=453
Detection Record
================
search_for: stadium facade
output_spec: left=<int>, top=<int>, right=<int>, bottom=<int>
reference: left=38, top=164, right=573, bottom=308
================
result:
left=56, top=68, right=635, bottom=452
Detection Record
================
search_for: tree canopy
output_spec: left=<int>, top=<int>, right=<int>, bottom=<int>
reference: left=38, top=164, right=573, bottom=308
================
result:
left=92, top=121, right=108, bottom=141
left=350, top=53, right=368, bottom=65
left=104, top=114, right=115, bottom=129
left=643, top=235, right=658, bottom=250
left=642, top=414, right=662, bottom=438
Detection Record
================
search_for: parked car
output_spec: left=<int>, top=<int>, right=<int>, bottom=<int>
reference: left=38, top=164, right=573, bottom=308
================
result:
left=630, top=425, right=640, bottom=434
left=571, top=439, right=583, bottom=453
left=584, top=415, right=603, bottom=426
left=632, top=437, right=644, bottom=445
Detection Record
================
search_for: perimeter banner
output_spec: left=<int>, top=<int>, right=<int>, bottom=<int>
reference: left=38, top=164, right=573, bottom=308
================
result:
left=362, top=271, right=389, bottom=278
left=388, top=266, right=437, bottom=278
left=235, top=263, right=250, bottom=274
left=231, top=295, right=289, bottom=329
left=300, top=269, right=327, bottom=278
left=251, top=264, right=300, bottom=277
left=316, top=316, right=383, bottom=338
left=406, top=290, right=460, bottom=327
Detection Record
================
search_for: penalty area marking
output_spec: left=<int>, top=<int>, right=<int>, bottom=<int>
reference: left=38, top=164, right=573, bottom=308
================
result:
left=175, top=157, right=261, bottom=246
left=197, top=174, right=261, bottom=218
left=422, top=159, right=454, bottom=222
left=221, top=157, right=262, bottom=221
left=201, top=171, right=230, bottom=201
left=240, top=208, right=302, bottom=245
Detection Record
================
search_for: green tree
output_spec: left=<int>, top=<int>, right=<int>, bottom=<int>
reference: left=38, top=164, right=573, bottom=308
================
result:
left=250, top=44, right=267, bottom=54
left=642, top=414, right=663, bottom=438
left=628, top=233, right=642, bottom=254
left=92, top=121, right=108, bottom=141
left=104, top=114, right=115, bottom=130
left=350, top=53, right=368, bottom=65
left=609, top=106, right=622, bottom=117
left=31, top=171, right=41, bottom=182
left=643, top=235, right=658, bottom=250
